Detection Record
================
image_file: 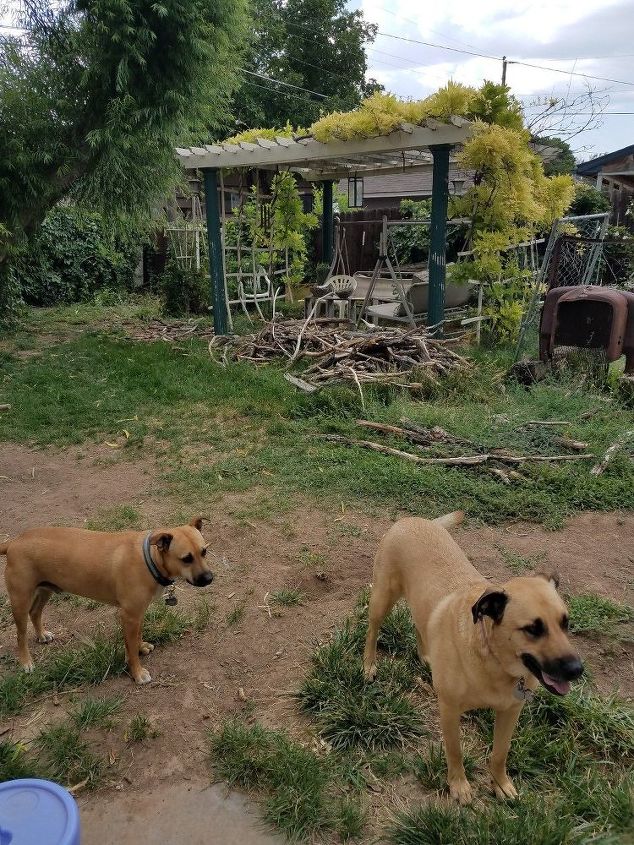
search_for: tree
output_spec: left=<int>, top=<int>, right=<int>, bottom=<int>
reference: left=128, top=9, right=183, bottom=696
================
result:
left=0, top=0, right=249, bottom=321
left=534, top=136, right=577, bottom=176
left=568, top=183, right=611, bottom=216
left=231, top=0, right=378, bottom=131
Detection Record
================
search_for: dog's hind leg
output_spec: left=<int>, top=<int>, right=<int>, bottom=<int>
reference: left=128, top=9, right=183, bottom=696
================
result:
left=29, top=588, right=55, bottom=644
left=489, top=705, right=522, bottom=800
left=363, top=581, right=397, bottom=681
left=6, top=579, right=36, bottom=672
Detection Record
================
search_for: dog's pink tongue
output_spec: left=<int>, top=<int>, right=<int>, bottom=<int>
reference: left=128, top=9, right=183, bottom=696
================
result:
left=542, top=672, right=571, bottom=695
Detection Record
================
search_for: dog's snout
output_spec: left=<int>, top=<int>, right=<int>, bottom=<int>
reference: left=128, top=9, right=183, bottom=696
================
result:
left=551, top=655, right=584, bottom=681
left=194, top=571, right=214, bottom=587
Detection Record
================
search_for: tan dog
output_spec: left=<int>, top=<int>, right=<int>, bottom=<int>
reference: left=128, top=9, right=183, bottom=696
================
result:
left=0, top=517, right=214, bottom=684
left=363, top=512, right=583, bottom=804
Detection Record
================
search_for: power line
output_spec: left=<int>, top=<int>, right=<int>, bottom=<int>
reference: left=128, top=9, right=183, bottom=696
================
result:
left=239, top=68, right=330, bottom=100
left=241, top=78, right=321, bottom=106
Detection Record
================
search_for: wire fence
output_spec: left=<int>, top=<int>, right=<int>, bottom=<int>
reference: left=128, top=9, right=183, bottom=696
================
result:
left=514, top=213, right=610, bottom=361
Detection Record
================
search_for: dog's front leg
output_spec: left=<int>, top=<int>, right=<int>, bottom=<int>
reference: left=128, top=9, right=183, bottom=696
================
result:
left=120, top=608, right=151, bottom=685
left=489, top=704, right=522, bottom=799
left=438, top=698, right=472, bottom=804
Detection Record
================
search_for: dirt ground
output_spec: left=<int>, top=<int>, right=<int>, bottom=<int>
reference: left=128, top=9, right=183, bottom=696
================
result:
left=1, top=443, right=633, bottom=842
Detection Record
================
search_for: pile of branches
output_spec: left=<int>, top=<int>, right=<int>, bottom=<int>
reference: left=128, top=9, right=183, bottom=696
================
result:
left=210, top=319, right=469, bottom=391
left=124, top=319, right=215, bottom=343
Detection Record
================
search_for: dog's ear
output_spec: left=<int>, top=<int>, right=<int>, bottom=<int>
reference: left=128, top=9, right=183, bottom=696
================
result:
left=533, top=569, right=560, bottom=590
left=150, top=531, right=173, bottom=552
left=189, top=516, right=204, bottom=531
left=471, top=589, right=508, bottom=625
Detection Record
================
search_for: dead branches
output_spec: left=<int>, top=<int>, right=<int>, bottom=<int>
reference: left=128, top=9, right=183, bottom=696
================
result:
left=124, top=319, right=214, bottom=343
left=591, top=430, right=634, bottom=476
left=317, top=435, right=594, bottom=467
left=211, top=320, right=469, bottom=390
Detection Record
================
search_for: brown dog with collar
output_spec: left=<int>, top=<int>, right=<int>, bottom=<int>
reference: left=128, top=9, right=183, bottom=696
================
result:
left=363, top=512, right=583, bottom=803
left=0, top=517, right=213, bottom=684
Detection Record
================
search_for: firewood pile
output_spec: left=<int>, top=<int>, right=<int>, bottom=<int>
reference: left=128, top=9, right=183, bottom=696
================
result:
left=209, top=319, right=470, bottom=390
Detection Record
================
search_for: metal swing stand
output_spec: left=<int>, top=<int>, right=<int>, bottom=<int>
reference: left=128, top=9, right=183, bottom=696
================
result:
left=355, top=216, right=417, bottom=328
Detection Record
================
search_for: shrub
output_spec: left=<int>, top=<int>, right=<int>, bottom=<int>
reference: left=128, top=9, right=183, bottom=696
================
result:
left=13, top=207, right=142, bottom=306
left=159, top=262, right=209, bottom=316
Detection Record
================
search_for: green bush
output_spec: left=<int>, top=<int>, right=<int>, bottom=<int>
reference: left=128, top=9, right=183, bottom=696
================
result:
left=159, top=262, right=209, bottom=316
left=13, top=207, right=141, bottom=306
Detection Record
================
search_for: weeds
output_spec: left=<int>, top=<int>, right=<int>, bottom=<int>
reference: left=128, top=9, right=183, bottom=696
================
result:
left=226, top=602, right=246, bottom=628
left=0, top=605, right=196, bottom=718
left=496, top=545, right=547, bottom=575
left=36, top=723, right=102, bottom=787
left=209, top=721, right=360, bottom=842
left=127, top=714, right=158, bottom=742
left=71, top=696, right=122, bottom=729
left=568, top=593, right=633, bottom=639
left=270, top=589, right=304, bottom=607
left=85, top=504, right=142, bottom=532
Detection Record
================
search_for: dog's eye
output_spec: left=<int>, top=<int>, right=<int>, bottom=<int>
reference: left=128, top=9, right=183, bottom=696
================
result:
left=521, top=618, right=546, bottom=638
left=181, top=553, right=194, bottom=564
left=201, top=548, right=207, bottom=557
left=561, top=615, right=569, bottom=631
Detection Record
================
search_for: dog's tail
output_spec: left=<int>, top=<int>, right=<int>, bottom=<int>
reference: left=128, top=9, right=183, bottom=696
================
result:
left=433, top=511, right=465, bottom=530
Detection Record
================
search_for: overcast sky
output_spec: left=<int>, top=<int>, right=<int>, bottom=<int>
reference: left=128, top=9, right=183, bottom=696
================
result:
left=2, top=1, right=632, bottom=160
left=354, top=0, right=634, bottom=159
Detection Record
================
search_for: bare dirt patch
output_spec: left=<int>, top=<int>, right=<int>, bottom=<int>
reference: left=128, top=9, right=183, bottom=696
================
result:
left=0, top=444, right=632, bottom=841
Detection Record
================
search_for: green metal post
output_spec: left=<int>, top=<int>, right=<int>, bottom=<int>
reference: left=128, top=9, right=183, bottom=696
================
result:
left=322, top=180, right=334, bottom=266
left=428, top=144, right=451, bottom=334
left=203, top=168, right=227, bottom=335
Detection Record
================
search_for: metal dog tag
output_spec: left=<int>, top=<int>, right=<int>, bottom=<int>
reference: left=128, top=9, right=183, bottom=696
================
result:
left=164, top=586, right=178, bottom=606
left=513, top=678, right=534, bottom=702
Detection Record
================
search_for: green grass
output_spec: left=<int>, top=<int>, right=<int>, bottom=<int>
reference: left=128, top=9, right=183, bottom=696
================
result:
left=85, top=504, right=142, bottom=531
left=270, top=589, right=304, bottom=607
left=209, top=721, right=365, bottom=842
left=297, top=593, right=426, bottom=752
left=0, top=604, right=198, bottom=718
left=71, top=696, right=123, bottom=729
left=226, top=602, right=246, bottom=628
left=1, top=314, right=633, bottom=527
left=496, top=545, right=547, bottom=575
left=568, top=593, right=633, bottom=640
left=127, top=714, right=158, bottom=742
left=36, top=723, right=103, bottom=787
left=0, top=739, right=41, bottom=781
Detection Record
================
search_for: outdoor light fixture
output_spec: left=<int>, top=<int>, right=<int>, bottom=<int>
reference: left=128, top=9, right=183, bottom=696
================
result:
left=451, top=178, right=466, bottom=195
left=348, top=174, right=364, bottom=208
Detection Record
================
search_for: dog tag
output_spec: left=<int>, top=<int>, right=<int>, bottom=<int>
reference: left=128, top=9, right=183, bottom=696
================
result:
left=513, top=678, right=534, bottom=702
left=164, top=594, right=178, bottom=606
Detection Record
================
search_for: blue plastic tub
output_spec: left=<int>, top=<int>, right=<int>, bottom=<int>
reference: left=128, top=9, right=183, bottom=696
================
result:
left=0, top=779, right=80, bottom=845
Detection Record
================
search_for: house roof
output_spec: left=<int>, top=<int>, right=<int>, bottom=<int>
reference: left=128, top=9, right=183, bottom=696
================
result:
left=576, top=144, right=634, bottom=176
left=175, top=118, right=473, bottom=181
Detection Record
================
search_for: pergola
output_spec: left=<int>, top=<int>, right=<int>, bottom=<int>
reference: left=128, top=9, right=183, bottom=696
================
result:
left=175, top=117, right=473, bottom=334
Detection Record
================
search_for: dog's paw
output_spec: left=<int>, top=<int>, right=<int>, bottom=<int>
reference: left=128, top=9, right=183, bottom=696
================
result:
left=22, top=660, right=35, bottom=674
left=133, top=668, right=152, bottom=685
left=37, top=631, right=54, bottom=644
left=490, top=772, right=518, bottom=800
left=363, top=663, right=377, bottom=682
left=449, top=778, right=473, bottom=805
left=139, top=641, right=155, bottom=656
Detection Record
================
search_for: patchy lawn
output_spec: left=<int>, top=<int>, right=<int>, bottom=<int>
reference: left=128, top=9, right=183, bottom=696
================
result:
left=0, top=303, right=632, bottom=843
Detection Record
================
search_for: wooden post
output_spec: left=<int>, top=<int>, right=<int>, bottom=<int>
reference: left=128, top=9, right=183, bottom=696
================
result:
left=322, top=180, right=334, bottom=266
left=203, top=168, right=227, bottom=335
left=429, top=144, right=451, bottom=334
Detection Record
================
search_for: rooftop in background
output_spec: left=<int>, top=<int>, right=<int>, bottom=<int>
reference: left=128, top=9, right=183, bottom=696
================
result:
left=175, top=119, right=472, bottom=181
left=576, top=144, right=634, bottom=176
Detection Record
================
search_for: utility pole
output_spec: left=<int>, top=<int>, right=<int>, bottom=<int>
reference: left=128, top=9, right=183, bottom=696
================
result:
left=502, top=56, right=507, bottom=85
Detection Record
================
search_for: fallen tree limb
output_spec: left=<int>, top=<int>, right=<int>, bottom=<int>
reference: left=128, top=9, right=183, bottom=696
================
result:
left=317, top=435, right=595, bottom=467
left=552, top=436, right=588, bottom=452
left=591, top=430, right=634, bottom=476
left=0, top=404, right=10, bottom=412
